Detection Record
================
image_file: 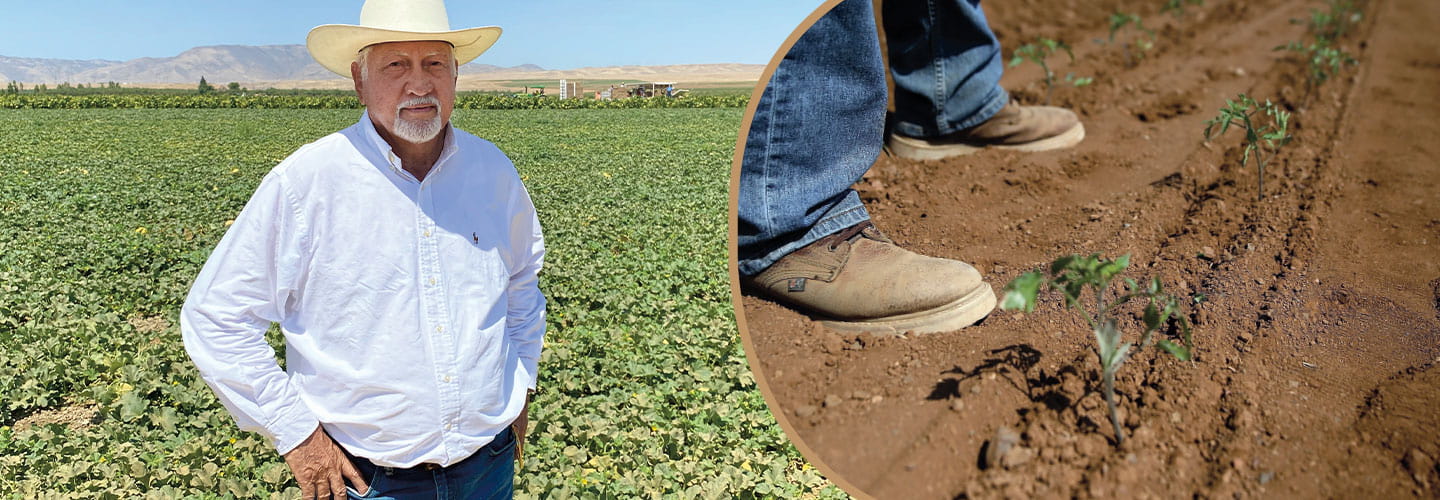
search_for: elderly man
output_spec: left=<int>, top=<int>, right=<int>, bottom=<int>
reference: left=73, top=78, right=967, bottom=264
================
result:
left=180, top=1, right=545, bottom=498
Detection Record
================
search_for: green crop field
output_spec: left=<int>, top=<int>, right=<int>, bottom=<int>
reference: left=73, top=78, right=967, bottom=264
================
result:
left=0, top=107, right=843, bottom=498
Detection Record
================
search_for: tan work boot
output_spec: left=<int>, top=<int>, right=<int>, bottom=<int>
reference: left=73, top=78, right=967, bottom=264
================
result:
left=886, top=100, right=1084, bottom=161
left=742, top=221, right=996, bottom=334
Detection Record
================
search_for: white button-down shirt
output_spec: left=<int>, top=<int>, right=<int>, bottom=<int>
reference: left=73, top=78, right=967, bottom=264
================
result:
left=181, top=112, right=546, bottom=468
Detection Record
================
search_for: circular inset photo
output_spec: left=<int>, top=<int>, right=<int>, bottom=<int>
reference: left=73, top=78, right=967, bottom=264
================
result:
left=729, top=0, right=1440, bottom=497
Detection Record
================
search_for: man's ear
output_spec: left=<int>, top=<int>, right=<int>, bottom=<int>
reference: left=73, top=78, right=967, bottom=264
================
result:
left=351, top=61, right=365, bottom=105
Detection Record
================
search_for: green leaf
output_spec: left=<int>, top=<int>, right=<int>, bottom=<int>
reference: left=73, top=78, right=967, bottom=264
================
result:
left=118, top=391, right=149, bottom=422
left=1000, top=271, right=1044, bottom=313
left=1098, top=254, right=1130, bottom=282
left=1050, top=255, right=1077, bottom=275
left=1143, top=303, right=1161, bottom=331
left=1157, top=339, right=1192, bottom=360
left=1094, top=318, right=1123, bottom=368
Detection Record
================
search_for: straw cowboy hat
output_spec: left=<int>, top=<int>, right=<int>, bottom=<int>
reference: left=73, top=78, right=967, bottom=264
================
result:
left=307, top=0, right=501, bottom=77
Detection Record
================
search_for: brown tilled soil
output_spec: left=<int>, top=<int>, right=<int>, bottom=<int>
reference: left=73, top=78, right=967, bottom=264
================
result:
left=736, top=0, right=1440, bottom=497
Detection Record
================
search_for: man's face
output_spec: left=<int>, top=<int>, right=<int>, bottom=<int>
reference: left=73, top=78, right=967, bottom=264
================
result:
left=351, top=40, right=458, bottom=145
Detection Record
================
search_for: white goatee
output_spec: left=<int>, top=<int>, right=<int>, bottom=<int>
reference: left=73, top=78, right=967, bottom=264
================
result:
left=392, top=96, right=445, bottom=143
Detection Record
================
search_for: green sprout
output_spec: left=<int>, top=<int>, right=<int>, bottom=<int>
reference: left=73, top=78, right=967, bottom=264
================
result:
left=1009, top=39, right=1089, bottom=105
left=1161, top=0, right=1204, bottom=18
left=1295, top=0, right=1363, bottom=41
left=1105, top=12, right=1156, bottom=67
left=1001, top=254, right=1195, bottom=446
left=1203, top=94, right=1292, bottom=200
left=1275, top=40, right=1356, bottom=104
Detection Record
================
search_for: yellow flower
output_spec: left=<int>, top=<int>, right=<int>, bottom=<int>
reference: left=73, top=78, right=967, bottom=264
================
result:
left=224, top=220, right=234, bottom=227
left=134, top=227, right=147, bottom=235
left=741, top=461, right=751, bottom=471
left=601, top=172, right=611, bottom=179
left=228, top=438, right=236, bottom=444
left=230, top=167, right=240, bottom=173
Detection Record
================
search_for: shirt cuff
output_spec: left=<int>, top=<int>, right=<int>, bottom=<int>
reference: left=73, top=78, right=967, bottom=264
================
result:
left=518, top=355, right=539, bottom=391
left=267, top=400, right=322, bottom=455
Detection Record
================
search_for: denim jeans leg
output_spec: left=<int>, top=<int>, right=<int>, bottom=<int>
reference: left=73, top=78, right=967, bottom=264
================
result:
left=451, top=427, right=516, bottom=500
left=885, top=0, right=1010, bottom=138
left=736, top=0, right=887, bottom=277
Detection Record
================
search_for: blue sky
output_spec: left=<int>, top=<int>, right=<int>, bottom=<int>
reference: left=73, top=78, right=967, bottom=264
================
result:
left=0, top=1, right=824, bottom=68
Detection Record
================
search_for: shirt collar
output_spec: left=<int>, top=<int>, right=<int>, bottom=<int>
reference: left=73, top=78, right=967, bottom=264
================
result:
left=359, top=110, right=461, bottom=181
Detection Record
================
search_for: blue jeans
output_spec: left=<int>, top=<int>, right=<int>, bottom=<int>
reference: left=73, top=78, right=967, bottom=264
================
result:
left=346, top=427, right=516, bottom=500
left=737, top=0, right=1007, bottom=276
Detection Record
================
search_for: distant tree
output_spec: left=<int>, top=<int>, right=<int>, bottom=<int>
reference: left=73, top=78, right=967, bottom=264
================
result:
left=5, top=81, right=15, bottom=94
left=108, top=81, right=120, bottom=89
left=35, top=83, right=47, bottom=93
left=198, top=76, right=214, bottom=94
left=227, top=82, right=241, bottom=92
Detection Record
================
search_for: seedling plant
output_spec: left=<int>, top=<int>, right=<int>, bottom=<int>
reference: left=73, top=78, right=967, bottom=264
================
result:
left=1105, top=12, right=1156, bottom=67
left=1001, top=254, right=1195, bottom=446
left=1002, top=255, right=1192, bottom=446
left=1161, top=0, right=1204, bottom=18
left=1275, top=40, right=1356, bottom=105
left=1203, top=94, right=1292, bottom=200
left=1297, top=0, right=1363, bottom=41
left=1008, top=39, right=1090, bottom=105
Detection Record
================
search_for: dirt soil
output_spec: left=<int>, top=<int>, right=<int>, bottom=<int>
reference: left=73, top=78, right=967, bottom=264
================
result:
left=735, top=0, right=1440, bottom=497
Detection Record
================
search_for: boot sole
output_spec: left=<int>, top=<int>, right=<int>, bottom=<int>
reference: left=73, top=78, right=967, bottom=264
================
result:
left=818, top=282, right=997, bottom=335
left=885, top=122, right=1086, bottom=161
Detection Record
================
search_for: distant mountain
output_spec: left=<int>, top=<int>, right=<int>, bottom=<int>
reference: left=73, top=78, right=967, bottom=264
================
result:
left=0, top=56, right=116, bottom=84
left=0, top=44, right=549, bottom=85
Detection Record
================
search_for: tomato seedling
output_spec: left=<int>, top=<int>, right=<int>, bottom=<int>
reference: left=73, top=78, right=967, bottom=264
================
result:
left=1203, top=94, right=1292, bottom=200
left=1001, top=254, right=1195, bottom=446
left=1104, top=12, right=1155, bottom=67
left=1296, top=0, right=1363, bottom=41
left=1008, top=39, right=1089, bottom=105
left=1275, top=40, right=1356, bottom=105
left=1161, top=0, right=1204, bottom=18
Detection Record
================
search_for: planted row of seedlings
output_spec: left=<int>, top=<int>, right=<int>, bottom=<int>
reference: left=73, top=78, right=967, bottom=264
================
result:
left=995, top=0, right=1366, bottom=450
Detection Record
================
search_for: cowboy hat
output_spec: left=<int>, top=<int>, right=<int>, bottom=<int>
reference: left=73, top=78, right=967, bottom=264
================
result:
left=307, top=0, right=501, bottom=77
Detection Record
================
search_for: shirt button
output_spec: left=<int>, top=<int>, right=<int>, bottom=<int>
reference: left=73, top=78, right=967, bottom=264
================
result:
left=423, top=230, right=432, bottom=237
left=435, top=326, right=444, bottom=333
left=443, top=375, right=453, bottom=383
left=429, top=277, right=438, bottom=286
left=444, top=423, right=452, bottom=431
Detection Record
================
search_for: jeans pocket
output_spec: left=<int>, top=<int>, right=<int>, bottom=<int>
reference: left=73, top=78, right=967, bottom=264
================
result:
left=345, top=459, right=385, bottom=498
left=486, top=428, right=516, bottom=458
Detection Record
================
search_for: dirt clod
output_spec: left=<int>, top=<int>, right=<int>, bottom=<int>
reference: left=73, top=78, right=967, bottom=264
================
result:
left=983, top=426, right=1022, bottom=470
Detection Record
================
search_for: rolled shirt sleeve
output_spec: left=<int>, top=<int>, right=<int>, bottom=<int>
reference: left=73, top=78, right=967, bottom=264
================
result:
left=180, top=171, right=320, bottom=455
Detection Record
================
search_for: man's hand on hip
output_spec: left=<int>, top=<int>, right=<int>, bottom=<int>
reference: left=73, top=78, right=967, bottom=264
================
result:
left=285, top=425, right=367, bottom=499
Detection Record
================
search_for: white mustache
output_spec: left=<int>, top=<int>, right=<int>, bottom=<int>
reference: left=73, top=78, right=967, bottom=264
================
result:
left=397, top=96, right=441, bottom=113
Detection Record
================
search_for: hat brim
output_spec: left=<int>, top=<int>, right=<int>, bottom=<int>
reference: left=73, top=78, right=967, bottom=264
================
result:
left=307, top=24, right=501, bottom=77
